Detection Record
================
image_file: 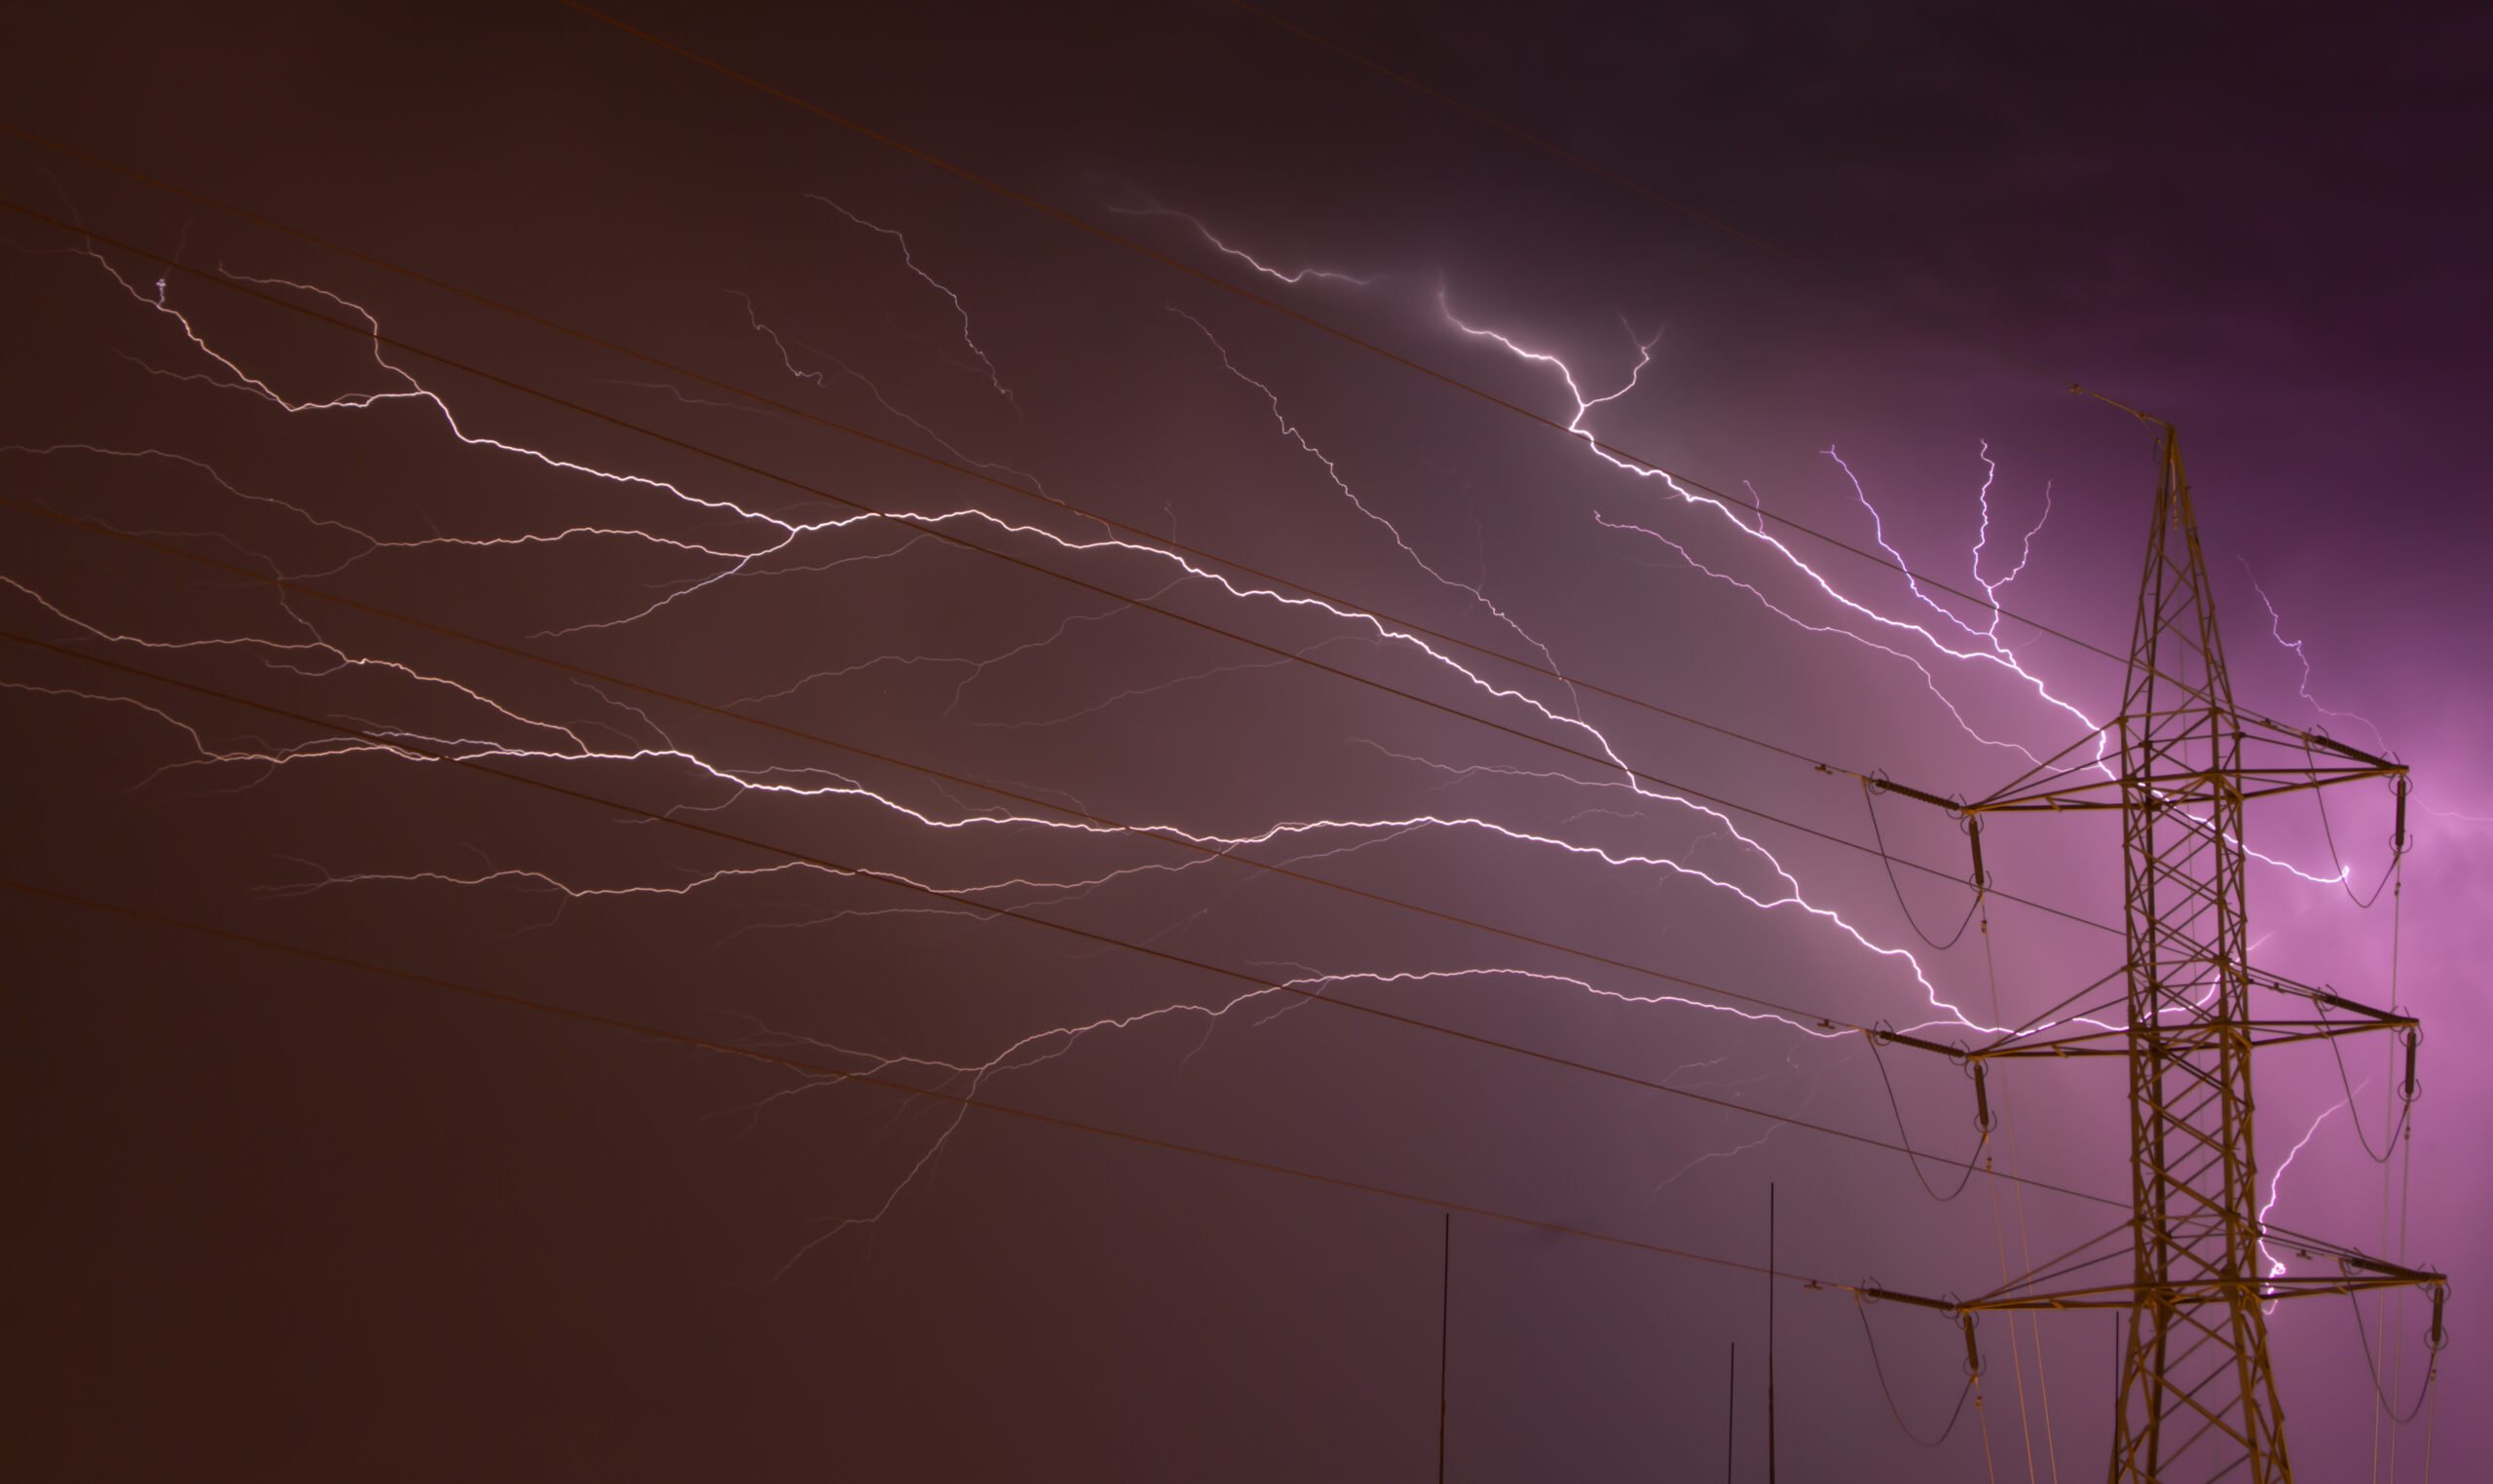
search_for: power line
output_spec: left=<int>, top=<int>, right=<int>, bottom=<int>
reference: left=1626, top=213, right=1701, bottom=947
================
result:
left=0, top=492, right=1921, bottom=1042
left=0, top=197, right=2124, bottom=942
left=0, top=873, right=1857, bottom=1291
left=0, top=126, right=1828, bottom=783
left=539, top=4, right=2355, bottom=813
left=0, top=124, right=2113, bottom=905
left=23, top=515, right=2389, bottom=1269
left=546, top=1, right=2145, bottom=678
left=1, top=168, right=2364, bottom=1271
left=0, top=625, right=2135, bottom=1216
left=3, top=32, right=2428, bottom=1454
left=1885, top=429, right=2446, bottom=1483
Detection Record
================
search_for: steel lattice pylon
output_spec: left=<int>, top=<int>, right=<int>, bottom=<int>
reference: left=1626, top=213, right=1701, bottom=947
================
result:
left=1867, top=426, right=2443, bottom=1484
left=2104, top=428, right=2285, bottom=1480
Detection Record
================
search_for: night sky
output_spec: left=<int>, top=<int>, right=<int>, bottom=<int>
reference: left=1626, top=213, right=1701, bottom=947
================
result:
left=7, top=4, right=2487, bottom=1479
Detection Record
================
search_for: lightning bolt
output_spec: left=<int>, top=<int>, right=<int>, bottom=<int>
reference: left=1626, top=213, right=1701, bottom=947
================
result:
left=805, top=193, right=1017, bottom=405
left=2256, top=1092, right=2357, bottom=1312
left=6, top=194, right=2379, bottom=1279
left=2243, top=562, right=2387, bottom=753
left=1434, top=285, right=2356, bottom=889
left=1109, top=192, right=1377, bottom=286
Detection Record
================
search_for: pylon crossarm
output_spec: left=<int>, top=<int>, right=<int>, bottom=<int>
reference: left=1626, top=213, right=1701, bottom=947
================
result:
left=1855, top=1220, right=2138, bottom=1313
left=2336, top=1251, right=2451, bottom=1288
left=2295, top=730, right=2401, bottom=771
left=1985, top=1220, right=2403, bottom=1305
left=1970, top=1015, right=2416, bottom=1059
left=2235, top=1020, right=2415, bottom=1050
left=1957, top=712, right=2403, bottom=815
left=1950, top=1271, right=2445, bottom=1314
left=1962, top=962, right=2415, bottom=1059
left=2246, top=971, right=2409, bottom=1025
left=2224, top=770, right=2403, bottom=803
left=1967, top=763, right=2399, bottom=814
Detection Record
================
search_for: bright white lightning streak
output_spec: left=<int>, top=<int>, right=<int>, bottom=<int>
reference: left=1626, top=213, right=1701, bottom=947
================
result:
left=11, top=204, right=2404, bottom=1280
left=17, top=233, right=2098, bottom=1261
left=1436, top=284, right=2109, bottom=747
left=57, top=252, right=2011, bottom=1036
left=219, top=750, right=1958, bottom=1030
left=1592, top=510, right=2052, bottom=764
left=62, top=257, right=1567, bottom=758
left=8, top=527, right=1982, bottom=1042
left=1828, top=440, right=2055, bottom=651
left=52, top=248, right=817, bottom=548
left=1968, top=440, right=2053, bottom=646
left=2256, top=1092, right=2356, bottom=1312
left=26, top=207, right=2272, bottom=948
left=39, top=237, right=2331, bottom=1204
left=1827, top=444, right=1995, bottom=648
left=803, top=194, right=1016, bottom=405
left=0, top=582, right=1913, bottom=1060
left=1435, top=288, right=2353, bottom=888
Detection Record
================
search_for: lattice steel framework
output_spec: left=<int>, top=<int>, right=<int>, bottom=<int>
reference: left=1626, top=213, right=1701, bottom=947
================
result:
left=2102, top=426, right=2287, bottom=1478
left=1869, top=427, right=2442, bottom=1484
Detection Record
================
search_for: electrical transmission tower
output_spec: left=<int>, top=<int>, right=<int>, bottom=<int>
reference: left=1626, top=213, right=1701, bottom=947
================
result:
left=1868, top=425, right=2444, bottom=1482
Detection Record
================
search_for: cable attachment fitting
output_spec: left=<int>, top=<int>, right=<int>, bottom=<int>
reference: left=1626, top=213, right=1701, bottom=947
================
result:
left=1964, top=811, right=1991, bottom=893
left=1969, top=1057, right=1997, bottom=1133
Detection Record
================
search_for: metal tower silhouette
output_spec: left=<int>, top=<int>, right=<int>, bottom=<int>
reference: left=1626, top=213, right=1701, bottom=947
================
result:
left=1870, top=426, right=2443, bottom=1482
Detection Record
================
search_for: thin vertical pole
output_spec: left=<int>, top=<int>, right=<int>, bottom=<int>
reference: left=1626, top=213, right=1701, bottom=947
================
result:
left=1767, top=1183, right=1777, bottom=1484
left=1438, top=1212, right=1451, bottom=1484
left=1727, top=1342, right=1737, bottom=1484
